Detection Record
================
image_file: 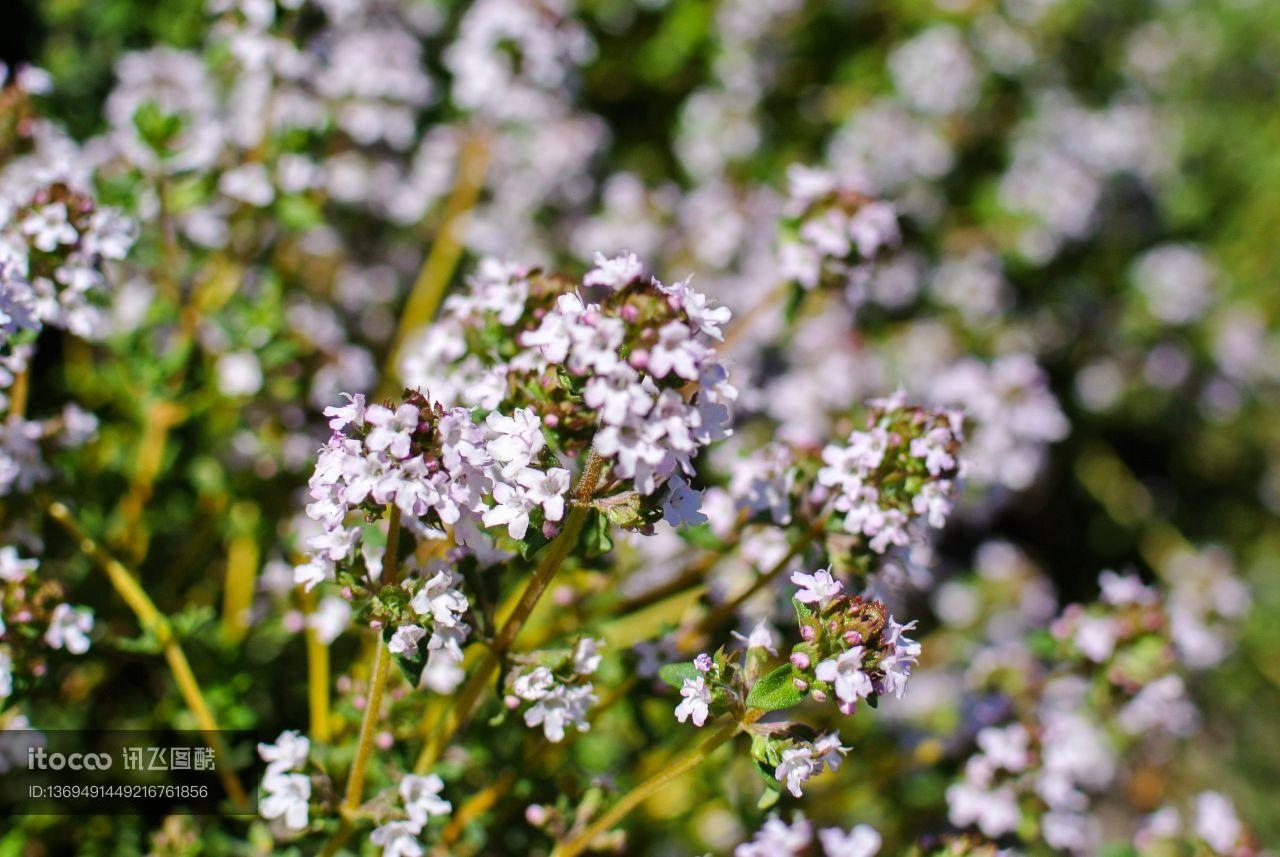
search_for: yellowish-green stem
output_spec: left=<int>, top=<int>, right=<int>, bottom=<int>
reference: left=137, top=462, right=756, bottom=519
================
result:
left=7, top=367, right=29, bottom=419
left=43, top=500, right=248, bottom=809
left=220, top=501, right=260, bottom=643
left=551, top=718, right=745, bottom=857
left=318, top=505, right=402, bottom=856
left=111, top=399, right=186, bottom=560
left=414, top=449, right=604, bottom=774
left=301, top=587, right=332, bottom=744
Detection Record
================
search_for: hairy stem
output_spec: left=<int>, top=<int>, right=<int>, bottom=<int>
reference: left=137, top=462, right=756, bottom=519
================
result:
left=414, top=448, right=604, bottom=774
left=43, top=500, right=248, bottom=808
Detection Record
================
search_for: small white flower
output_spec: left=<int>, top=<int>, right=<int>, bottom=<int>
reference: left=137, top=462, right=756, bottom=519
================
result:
left=369, top=820, right=424, bottom=857
left=736, top=814, right=813, bottom=856
left=674, top=675, right=711, bottom=727
left=257, top=730, right=310, bottom=773
left=365, top=403, right=420, bottom=459
left=261, top=770, right=311, bottom=831
left=774, top=746, right=819, bottom=797
left=307, top=596, right=351, bottom=645
left=44, top=604, right=93, bottom=655
left=816, top=648, right=874, bottom=713
left=388, top=625, right=427, bottom=656
left=0, top=649, right=12, bottom=700
left=400, top=773, right=451, bottom=825
left=512, top=666, right=556, bottom=701
left=516, top=467, right=570, bottom=522
left=1194, top=792, right=1243, bottom=855
left=661, top=474, right=706, bottom=526
left=524, top=683, right=595, bottom=742
left=583, top=251, right=644, bottom=289
left=818, top=823, right=881, bottom=857
left=791, top=569, right=844, bottom=608
left=731, top=620, right=779, bottom=656
left=22, top=203, right=77, bottom=252
left=572, top=638, right=603, bottom=676
left=0, top=547, right=38, bottom=582
left=648, top=321, right=707, bottom=381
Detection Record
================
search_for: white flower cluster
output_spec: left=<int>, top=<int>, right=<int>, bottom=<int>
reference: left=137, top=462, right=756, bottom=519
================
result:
left=1135, top=791, right=1251, bottom=856
left=369, top=773, right=452, bottom=857
left=0, top=177, right=135, bottom=347
left=817, top=394, right=963, bottom=553
left=444, top=0, right=594, bottom=123
left=258, top=730, right=312, bottom=832
left=295, top=395, right=569, bottom=589
left=400, top=253, right=735, bottom=524
left=387, top=564, right=472, bottom=694
left=925, top=354, right=1068, bottom=495
left=0, top=404, right=98, bottom=496
left=735, top=813, right=881, bottom=857
left=779, top=164, right=901, bottom=296
left=946, top=680, right=1120, bottom=854
left=773, top=732, right=849, bottom=798
left=0, top=546, right=96, bottom=702
left=504, top=638, right=603, bottom=743
left=523, top=259, right=733, bottom=498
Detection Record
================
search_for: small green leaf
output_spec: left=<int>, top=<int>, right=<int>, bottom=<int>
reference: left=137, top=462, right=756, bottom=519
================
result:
left=745, top=664, right=805, bottom=711
left=657, top=661, right=699, bottom=689
left=382, top=626, right=425, bottom=687
left=579, top=510, right=614, bottom=558
left=757, top=784, right=782, bottom=810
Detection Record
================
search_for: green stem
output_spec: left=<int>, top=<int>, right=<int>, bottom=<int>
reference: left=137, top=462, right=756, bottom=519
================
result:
left=414, top=449, right=604, bottom=774
left=551, top=719, right=742, bottom=857
left=319, top=505, right=402, bottom=856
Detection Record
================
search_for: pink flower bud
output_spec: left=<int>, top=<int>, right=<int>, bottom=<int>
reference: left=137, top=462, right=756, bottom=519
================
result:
left=800, top=625, right=816, bottom=642
left=790, top=652, right=811, bottom=670
left=525, top=804, right=548, bottom=826
left=620, top=304, right=638, bottom=322
left=843, top=630, right=863, bottom=646
left=811, top=689, right=827, bottom=703
left=505, top=694, right=521, bottom=710
left=375, top=731, right=393, bottom=750
left=544, top=413, right=560, bottom=428
left=792, top=677, right=809, bottom=692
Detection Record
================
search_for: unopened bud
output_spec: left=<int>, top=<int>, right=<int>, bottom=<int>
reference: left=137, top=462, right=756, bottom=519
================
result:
left=800, top=625, right=816, bottom=642
left=790, top=652, right=811, bottom=670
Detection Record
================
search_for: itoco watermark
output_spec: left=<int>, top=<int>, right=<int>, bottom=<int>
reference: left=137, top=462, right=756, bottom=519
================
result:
left=27, top=748, right=114, bottom=771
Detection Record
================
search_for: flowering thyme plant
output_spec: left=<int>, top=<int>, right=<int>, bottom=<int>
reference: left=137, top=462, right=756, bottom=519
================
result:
left=2, top=0, right=1279, bottom=854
